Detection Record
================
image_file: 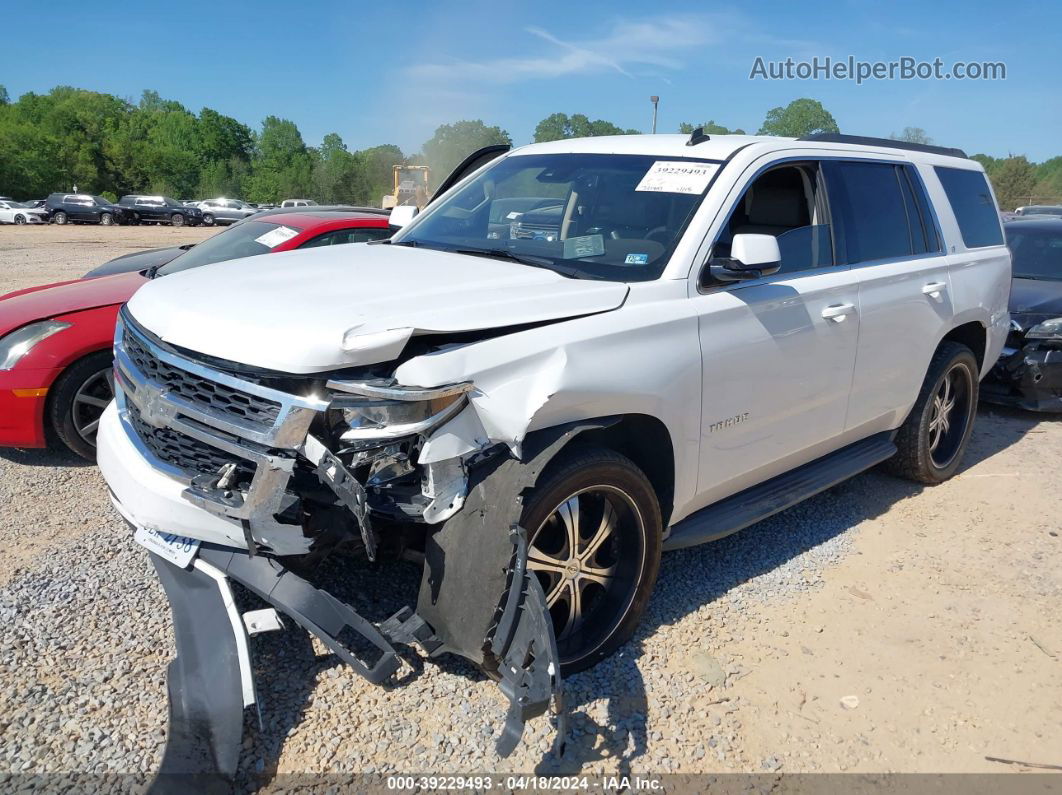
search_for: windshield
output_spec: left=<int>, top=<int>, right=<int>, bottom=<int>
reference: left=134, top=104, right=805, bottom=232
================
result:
left=162, top=197, right=182, bottom=207
left=394, top=153, right=722, bottom=281
left=157, top=221, right=302, bottom=276
left=1006, top=226, right=1062, bottom=280
left=5, top=201, right=29, bottom=208
left=92, top=196, right=112, bottom=206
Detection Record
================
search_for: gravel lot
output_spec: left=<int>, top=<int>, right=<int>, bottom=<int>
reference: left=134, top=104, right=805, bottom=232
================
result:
left=1, top=226, right=1060, bottom=788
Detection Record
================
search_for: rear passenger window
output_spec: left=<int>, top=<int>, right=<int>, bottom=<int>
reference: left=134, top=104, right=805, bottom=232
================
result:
left=831, top=162, right=913, bottom=263
left=934, top=167, right=1004, bottom=248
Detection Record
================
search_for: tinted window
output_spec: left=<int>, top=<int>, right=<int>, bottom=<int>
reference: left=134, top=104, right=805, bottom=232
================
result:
left=300, top=227, right=391, bottom=248
left=1005, top=226, right=1062, bottom=281
left=832, top=162, right=912, bottom=263
left=934, top=167, right=1003, bottom=248
left=158, top=222, right=301, bottom=276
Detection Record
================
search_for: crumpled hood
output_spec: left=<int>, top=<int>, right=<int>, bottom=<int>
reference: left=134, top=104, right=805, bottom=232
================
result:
left=1, top=271, right=146, bottom=335
left=126, top=244, right=629, bottom=373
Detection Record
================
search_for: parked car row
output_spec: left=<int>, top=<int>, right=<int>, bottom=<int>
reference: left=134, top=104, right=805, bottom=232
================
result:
left=0, top=194, right=329, bottom=226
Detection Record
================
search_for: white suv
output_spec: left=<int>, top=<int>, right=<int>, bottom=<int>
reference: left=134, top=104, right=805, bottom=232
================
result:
left=97, top=133, right=1010, bottom=775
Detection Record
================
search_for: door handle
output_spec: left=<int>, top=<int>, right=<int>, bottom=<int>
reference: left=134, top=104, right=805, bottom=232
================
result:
left=821, top=303, right=855, bottom=322
left=922, top=282, right=947, bottom=298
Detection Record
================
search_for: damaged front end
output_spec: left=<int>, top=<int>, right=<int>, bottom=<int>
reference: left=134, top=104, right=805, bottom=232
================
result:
left=109, top=310, right=566, bottom=784
left=982, top=319, right=1062, bottom=412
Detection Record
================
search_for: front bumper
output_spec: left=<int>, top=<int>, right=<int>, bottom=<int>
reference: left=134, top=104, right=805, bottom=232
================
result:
left=0, top=366, right=58, bottom=448
left=982, top=343, right=1062, bottom=412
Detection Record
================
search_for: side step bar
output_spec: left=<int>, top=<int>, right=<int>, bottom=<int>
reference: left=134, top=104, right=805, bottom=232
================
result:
left=663, top=432, right=896, bottom=551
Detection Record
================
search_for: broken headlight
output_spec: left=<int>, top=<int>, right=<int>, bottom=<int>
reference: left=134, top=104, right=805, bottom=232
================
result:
left=326, top=379, right=474, bottom=442
left=1026, top=317, right=1062, bottom=341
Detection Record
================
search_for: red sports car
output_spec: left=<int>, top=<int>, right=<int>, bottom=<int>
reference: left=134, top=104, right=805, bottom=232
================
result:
left=0, top=211, right=391, bottom=458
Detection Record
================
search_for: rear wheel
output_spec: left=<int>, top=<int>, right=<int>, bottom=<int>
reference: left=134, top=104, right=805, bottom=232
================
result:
left=886, top=341, right=978, bottom=484
left=171, top=212, right=185, bottom=227
left=48, top=351, right=115, bottom=460
left=99, top=212, right=113, bottom=226
left=520, top=446, right=662, bottom=674
left=53, top=211, right=68, bottom=225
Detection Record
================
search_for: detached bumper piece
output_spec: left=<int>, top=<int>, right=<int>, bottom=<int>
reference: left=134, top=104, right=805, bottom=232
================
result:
left=983, top=344, right=1062, bottom=412
left=149, top=535, right=564, bottom=788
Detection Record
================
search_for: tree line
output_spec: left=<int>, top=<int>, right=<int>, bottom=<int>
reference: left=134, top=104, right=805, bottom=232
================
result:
left=0, top=86, right=1055, bottom=211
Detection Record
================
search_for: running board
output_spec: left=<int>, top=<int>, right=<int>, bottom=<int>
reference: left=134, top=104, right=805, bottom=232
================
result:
left=663, top=433, right=896, bottom=551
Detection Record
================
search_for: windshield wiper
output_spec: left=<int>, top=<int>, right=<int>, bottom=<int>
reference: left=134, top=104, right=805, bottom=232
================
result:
left=455, top=247, right=555, bottom=267
left=145, top=264, right=163, bottom=279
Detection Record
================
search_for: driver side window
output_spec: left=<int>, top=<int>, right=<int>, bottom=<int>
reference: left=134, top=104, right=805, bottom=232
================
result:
left=715, top=162, right=836, bottom=276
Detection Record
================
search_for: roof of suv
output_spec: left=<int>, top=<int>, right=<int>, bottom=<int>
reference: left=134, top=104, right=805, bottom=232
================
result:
left=514, top=133, right=973, bottom=164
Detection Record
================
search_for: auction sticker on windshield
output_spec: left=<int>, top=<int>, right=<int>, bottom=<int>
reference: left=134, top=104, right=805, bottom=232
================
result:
left=636, top=161, right=718, bottom=194
left=254, top=225, right=299, bottom=248
left=134, top=526, right=200, bottom=568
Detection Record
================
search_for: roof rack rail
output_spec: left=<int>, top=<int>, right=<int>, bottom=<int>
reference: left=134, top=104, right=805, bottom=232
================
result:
left=686, top=127, right=711, bottom=146
left=797, top=133, right=967, bottom=159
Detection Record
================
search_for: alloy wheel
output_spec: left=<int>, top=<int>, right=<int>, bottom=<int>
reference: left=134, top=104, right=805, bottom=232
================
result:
left=928, top=362, right=973, bottom=469
left=528, top=485, right=646, bottom=661
left=71, top=368, right=114, bottom=447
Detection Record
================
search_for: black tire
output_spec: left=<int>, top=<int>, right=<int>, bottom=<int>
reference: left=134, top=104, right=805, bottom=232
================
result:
left=131, top=213, right=141, bottom=225
left=14, top=214, right=26, bottom=225
left=53, top=211, right=68, bottom=225
left=886, top=341, right=979, bottom=484
left=171, top=212, right=185, bottom=227
left=520, top=445, right=662, bottom=674
left=48, top=351, right=115, bottom=461
left=99, top=212, right=113, bottom=226
left=202, top=213, right=215, bottom=226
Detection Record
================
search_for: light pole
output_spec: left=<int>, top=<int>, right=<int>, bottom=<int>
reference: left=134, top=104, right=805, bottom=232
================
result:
left=650, top=96, right=659, bottom=134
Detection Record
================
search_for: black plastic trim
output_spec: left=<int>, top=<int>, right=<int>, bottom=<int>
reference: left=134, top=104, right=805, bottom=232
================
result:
left=663, top=432, right=896, bottom=551
left=798, top=133, right=967, bottom=159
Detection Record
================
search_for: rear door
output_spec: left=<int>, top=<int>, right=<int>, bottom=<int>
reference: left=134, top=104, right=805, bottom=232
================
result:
left=826, top=160, right=955, bottom=433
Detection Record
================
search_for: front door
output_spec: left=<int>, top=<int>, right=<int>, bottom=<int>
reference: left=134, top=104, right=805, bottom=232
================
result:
left=691, top=159, right=860, bottom=507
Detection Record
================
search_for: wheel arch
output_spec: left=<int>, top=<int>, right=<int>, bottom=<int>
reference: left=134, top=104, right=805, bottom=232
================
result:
left=940, top=319, right=987, bottom=374
left=521, top=413, right=676, bottom=527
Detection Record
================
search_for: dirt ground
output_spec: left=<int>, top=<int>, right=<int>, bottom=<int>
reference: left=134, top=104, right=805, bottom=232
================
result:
left=1, top=225, right=1060, bottom=778
left=0, top=223, right=215, bottom=295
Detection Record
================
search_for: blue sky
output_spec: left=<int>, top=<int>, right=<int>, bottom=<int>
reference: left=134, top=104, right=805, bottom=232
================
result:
left=3, top=0, right=1058, bottom=160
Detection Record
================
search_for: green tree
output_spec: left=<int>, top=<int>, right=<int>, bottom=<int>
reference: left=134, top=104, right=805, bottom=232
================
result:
left=420, top=120, right=511, bottom=180
left=989, top=156, right=1038, bottom=211
left=0, top=86, right=9, bottom=105
left=245, top=116, right=314, bottom=202
left=890, top=127, right=932, bottom=145
left=1034, top=156, right=1062, bottom=203
left=970, top=154, right=1001, bottom=175
left=677, top=120, right=745, bottom=135
left=758, top=98, right=839, bottom=137
left=533, top=112, right=639, bottom=142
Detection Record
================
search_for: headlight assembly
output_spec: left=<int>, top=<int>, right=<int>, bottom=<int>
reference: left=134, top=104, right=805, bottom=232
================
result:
left=0, top=320, right=72, bottom=370
left=1026, top=317, right=1062, bottom=341
left=326, top=379, right=474, bottom=442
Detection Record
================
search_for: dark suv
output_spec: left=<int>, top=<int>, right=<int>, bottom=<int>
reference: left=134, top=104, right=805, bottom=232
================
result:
left=119, top=195, right=203, bottom=227
left=45, top=193, right=132, bottom=226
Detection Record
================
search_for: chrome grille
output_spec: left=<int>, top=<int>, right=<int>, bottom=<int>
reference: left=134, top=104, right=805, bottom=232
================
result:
left=127, top=402, right=255, bottom=483
left=122, top=327, right=282, bottom=425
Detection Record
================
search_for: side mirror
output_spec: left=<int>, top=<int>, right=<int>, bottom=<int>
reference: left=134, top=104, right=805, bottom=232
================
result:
left=705, top=233, right=782, bottom=283
left=388, top=205, right=418, bottom=229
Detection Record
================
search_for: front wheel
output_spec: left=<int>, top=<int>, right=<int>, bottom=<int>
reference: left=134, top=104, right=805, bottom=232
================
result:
left=171, top=213, right=185, bottom=227
left=53, top=211, right=68, bottom=225
left=202, top=213, right=215, bottom=226
left=520, top=446, right=662, bottom=674
left=14, top=214, right=26, bottom=225
left=48, top=351, right=115, bottom=460
left=99, top=212, right=113, bottom=226
left=886, top=341, right=979, bottom=484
